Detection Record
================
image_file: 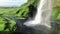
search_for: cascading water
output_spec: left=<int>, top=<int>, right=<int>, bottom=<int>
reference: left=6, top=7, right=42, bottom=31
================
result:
left=24, top=0, right=52, bottom=28
left=23, top=0, right=53, bottom=34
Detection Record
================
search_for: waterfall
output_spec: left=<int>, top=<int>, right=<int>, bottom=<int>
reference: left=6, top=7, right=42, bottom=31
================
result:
left=24, top=0, right=52, bottom=29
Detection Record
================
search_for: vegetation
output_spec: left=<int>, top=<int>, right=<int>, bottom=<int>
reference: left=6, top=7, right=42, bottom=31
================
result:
left=0, top=0, right=39, bottom=33
left=0, top=0, right=60, bottom=34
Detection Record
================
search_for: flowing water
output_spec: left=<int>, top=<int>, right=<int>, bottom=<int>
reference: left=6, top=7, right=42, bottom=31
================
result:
left=24, top=0, right=52, bottom=34
left=24, top=0, right=52, bottom=28
left=1, top=0, right=52, bottom=34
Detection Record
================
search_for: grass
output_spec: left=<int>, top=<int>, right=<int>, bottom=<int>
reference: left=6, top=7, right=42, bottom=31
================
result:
left=52, top=8, right=60, bottom=20
left=0, top=0, right=60, bottom=33
left=0, top=8, right=19, bottom=16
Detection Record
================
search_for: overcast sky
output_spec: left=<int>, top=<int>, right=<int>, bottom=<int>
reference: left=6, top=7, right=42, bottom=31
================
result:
left=0, top=0, right=28, bottom=7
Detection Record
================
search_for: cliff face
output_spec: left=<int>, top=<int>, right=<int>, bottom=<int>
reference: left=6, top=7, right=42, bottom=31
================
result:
left=53, top=0, right=60, bottom=8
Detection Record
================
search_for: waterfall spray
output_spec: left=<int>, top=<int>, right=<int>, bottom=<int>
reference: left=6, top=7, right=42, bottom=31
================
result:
left=24, top=0, right=52, bottom=28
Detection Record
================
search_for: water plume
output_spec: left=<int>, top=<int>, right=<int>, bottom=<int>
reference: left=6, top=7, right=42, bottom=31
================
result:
left=23, top=0, right=53, bottom=34
left=24, top=0, right=52, bottom=29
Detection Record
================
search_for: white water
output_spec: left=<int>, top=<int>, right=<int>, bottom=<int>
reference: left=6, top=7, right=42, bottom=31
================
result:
left=24, top=0, right=52, bottom=28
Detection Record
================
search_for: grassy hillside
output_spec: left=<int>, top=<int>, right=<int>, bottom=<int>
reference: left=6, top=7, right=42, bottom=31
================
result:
left=0, top=0, right=60, bottom=34
left=0, top=0, right=36, bottom=32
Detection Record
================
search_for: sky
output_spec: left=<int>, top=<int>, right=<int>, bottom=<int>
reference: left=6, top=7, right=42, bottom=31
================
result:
left=0, top=0, right=28, bottom=7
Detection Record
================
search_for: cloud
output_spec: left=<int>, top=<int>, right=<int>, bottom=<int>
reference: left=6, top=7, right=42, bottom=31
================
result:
left=0, top=0, right=28, bottom=7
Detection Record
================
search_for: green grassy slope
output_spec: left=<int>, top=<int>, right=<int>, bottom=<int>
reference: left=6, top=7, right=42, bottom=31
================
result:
left=0, top=0, right=36, bottom=32
left=0, top=0, right=60, bottom=34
